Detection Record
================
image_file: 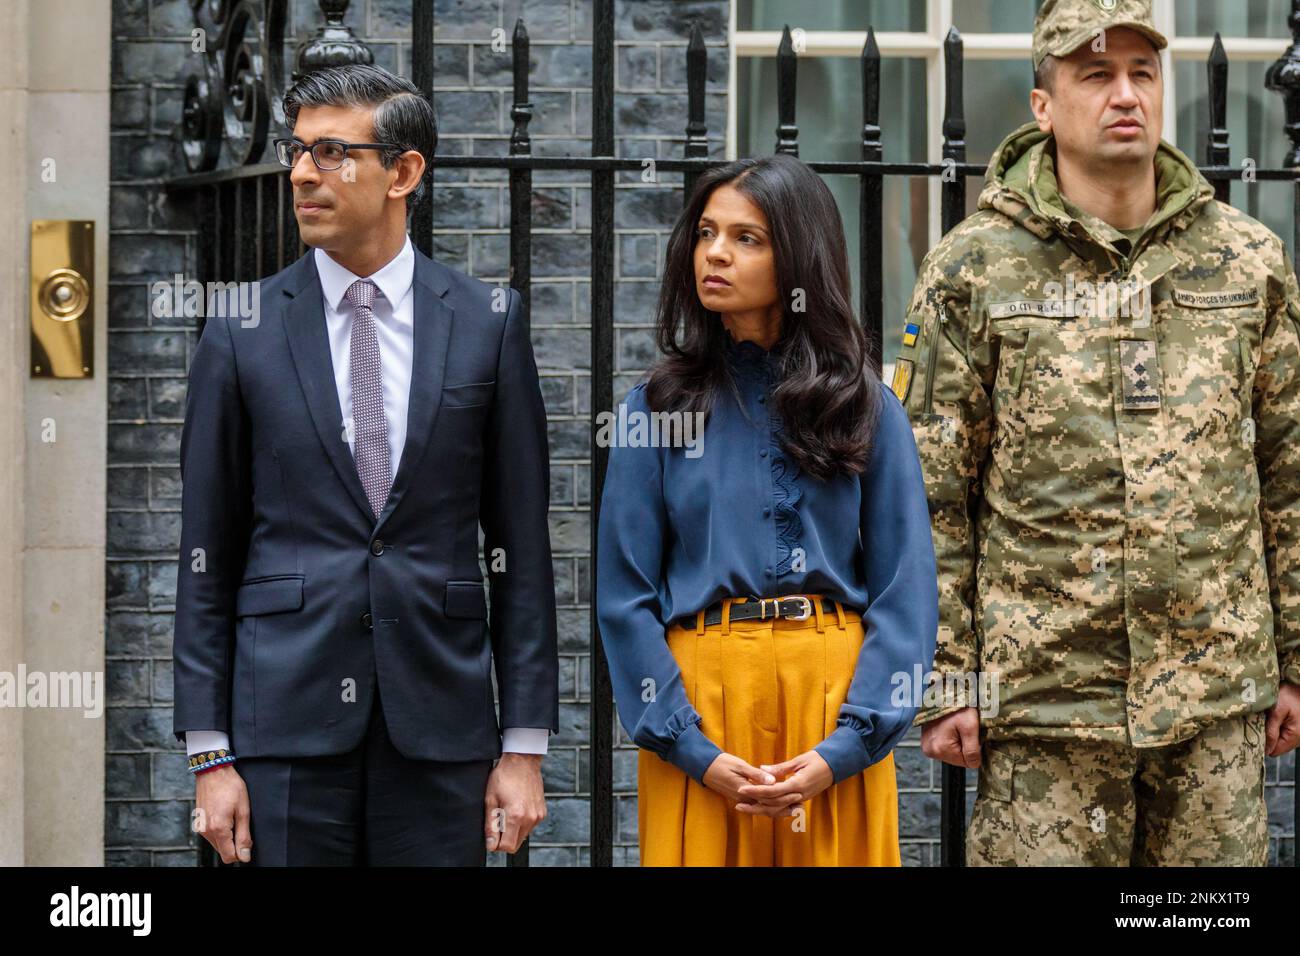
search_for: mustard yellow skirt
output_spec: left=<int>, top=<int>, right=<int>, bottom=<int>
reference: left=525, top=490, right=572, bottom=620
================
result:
left=638, top=595, right=901, bottom=866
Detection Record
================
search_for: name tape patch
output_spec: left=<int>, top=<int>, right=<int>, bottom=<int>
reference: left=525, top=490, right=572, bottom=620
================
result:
left=1171, top=288, right=1260, bottom=309
left=987, top=299, right=1076, bottom=320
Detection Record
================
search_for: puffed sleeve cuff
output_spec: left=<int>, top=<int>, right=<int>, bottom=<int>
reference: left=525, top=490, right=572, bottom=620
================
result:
left=814, top=724, right=873, bottom=784
left=664, top=723, right=724, bottom=786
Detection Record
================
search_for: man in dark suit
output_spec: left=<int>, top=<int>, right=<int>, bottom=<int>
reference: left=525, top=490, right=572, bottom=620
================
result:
left=172, top=63, right=558, bottom=865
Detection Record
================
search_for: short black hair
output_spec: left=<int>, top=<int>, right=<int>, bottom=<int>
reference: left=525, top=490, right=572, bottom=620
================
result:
left=283, top=63, right=436, bottom=209
left=1034, top=55, right=1059, bottom=93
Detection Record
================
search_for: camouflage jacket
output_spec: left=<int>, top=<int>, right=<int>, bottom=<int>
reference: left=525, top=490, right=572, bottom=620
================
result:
left=897, top=121, right=1300, bottom=747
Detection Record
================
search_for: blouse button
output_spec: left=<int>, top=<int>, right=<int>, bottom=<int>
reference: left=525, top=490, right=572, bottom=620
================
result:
left=763, top=507, right=771, bottom=518
left=759, top=449, right=768, bottom=458
left=758, top=396, right=766, bottom=405
left=764, top=567, right=773, bottom=578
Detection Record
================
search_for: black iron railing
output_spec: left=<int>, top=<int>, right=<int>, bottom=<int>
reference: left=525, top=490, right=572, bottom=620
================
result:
left=166, top=0, right=1300, bottom=868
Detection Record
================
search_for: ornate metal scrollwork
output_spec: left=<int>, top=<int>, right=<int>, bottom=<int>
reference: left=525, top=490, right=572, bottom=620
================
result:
left=179, top=0, right=372, bottom=172
left=220, top=1, right=271, bottom=165
left=181, top=56, right=224, bottom=172
left=295, top=0, right=374, bottom=80
left=1266, top=0, right=1300, bottom=167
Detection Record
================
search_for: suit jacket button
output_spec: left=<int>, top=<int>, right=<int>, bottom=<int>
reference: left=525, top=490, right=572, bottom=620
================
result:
left=361, top=611, right=373, bottom=629
left=370, top=539, right=384, bottom=555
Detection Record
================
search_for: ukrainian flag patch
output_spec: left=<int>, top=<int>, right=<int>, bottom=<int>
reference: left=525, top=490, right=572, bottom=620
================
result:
left=902, top=322, right=920, bottom=348
left=891, top=358, right=914, bottom=402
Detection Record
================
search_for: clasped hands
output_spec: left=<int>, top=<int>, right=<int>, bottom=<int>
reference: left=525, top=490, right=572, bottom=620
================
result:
left=701, top=749, right=835, bottom=816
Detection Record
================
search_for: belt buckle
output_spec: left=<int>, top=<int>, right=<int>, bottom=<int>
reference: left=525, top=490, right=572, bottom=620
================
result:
left=781, top=596, right=812, bottom=621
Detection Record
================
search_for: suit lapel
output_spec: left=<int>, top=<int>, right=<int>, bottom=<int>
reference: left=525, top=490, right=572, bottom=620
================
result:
left=375, top=251, right=454, bottom=528
left=282, top=252, right=377, bottom=524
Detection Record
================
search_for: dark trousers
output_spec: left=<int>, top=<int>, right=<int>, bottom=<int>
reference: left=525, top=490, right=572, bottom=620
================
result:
left=238, top=690, right=494, bottom=866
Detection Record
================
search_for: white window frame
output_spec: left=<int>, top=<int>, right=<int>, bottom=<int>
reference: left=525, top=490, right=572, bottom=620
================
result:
left=729, top=0, right=1290, bottom=248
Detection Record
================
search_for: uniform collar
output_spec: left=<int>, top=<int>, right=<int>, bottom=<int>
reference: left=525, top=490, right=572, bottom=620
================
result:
left=979, top=121, right=1214, bottom=257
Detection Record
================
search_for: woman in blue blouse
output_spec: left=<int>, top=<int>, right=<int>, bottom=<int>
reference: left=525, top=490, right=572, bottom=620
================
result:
left=595, top=153, right=938, bottom=866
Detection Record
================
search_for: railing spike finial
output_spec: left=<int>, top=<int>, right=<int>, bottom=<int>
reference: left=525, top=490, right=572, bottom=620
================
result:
left=1266, top=0, right=1300, bottom=167
left=1207, top=33, right=1230, bottom=201
left=510, top=18, right=533, bottom=157
left=775, top=24, right=799, bottom=155
left=942, top=26, right=966, bottom=160
left=295, top=0, right=374, bottom=80
left=684, top=19, right=709, bottom=165
left=859, top=25, right=884, bottom=373
left=861, top=26, right=881, bottom=158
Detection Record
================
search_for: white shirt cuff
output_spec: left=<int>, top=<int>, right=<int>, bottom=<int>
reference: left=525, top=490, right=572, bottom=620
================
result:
left=187, top=728, right=550, bottom=756
left=186, top=730, right=231, bottom=757
left=501, top=726, right=549, bottom=755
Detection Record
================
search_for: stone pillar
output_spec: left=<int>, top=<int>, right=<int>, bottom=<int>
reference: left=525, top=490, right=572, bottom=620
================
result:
left=0, top=0, right=110, bottom=866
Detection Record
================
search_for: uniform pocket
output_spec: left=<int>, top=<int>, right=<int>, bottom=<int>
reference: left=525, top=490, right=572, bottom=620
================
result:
left=977, top=743, right=1014, bottom=802
left=1237, top=331, right=1257, bottom=442
left=922, top=308, right=948, bottom=415
left=994, top=307, right=1115, bottom=506
left=967, top=742, right=1018, bottom=866
left=1161, top=302, right=1260, bottom=445
left=1163, top=303, right=1263, bottom=574
left=990, top=327, right=1034, bottom=501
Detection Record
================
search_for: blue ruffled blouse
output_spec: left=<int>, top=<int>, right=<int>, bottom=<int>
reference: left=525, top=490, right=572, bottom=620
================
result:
left=595, top=335, right=939, bottom=785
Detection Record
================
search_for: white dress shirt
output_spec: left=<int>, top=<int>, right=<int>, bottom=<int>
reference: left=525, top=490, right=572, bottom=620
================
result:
left=185, top=236, right=548, bottom=760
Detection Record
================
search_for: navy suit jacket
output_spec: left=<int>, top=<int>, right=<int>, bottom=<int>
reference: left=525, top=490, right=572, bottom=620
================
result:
left=171, top=246, right=559, bottom=761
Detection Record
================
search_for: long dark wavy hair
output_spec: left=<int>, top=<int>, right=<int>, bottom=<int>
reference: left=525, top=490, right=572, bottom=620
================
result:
left=644, top=154, right=881, bottom=481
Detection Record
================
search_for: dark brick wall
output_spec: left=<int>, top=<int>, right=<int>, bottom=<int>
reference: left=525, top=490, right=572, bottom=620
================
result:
left=106, top=0, right=735, bottom=866
left=106, top=0, right=1294, bottom=868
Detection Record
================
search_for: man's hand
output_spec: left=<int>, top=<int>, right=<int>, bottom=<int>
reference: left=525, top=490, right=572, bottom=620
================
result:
left=733, top=750, right=834, bottom=818
left=484, top=753, right=546, bottom=853
left=1266, top=681, right=1300, bottom=757
left=194, top=765, right=253, bottom=864
left=920, top=706, right=982, bottom=768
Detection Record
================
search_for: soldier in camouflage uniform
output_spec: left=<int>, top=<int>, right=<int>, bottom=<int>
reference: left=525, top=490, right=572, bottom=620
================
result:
left=897, top=0, right=1300, bottom=865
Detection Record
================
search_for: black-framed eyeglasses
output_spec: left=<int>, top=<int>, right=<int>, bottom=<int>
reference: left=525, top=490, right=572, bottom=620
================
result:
left=274, top=138, right=401, bottom=171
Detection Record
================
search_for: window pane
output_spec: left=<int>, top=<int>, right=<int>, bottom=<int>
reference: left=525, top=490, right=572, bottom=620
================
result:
left=965, top=60, right=1037, bottom=164
left=1175, top=0, right=1289, bottom=39
left=958, top=60, right=1038, bottom=220
left=738, top=55, right=928, bottom=371
left=738, top=0, right=924, bottom=32
left=1175, top=59, right=1293, bottom=254
left=954, top=0, right=1042, bottom=34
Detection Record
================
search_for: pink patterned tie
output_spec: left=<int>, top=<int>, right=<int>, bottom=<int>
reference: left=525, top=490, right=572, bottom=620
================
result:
left=344, top=279, right=392, bottom=518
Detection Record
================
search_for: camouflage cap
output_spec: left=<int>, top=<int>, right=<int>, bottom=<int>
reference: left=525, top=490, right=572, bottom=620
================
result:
left=1032, top=0, right=1168, bottom=71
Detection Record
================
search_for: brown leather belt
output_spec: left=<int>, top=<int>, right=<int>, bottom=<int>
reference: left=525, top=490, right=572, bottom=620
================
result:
left=682, top=596, right=842, bottom=629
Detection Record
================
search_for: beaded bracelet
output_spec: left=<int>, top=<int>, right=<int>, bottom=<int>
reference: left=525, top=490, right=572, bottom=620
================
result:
left=189, top=749, right=237, bottom=775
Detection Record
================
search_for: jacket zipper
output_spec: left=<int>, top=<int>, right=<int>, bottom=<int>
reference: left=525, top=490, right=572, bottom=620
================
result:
left=924, top=306, right=948, bottom=415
